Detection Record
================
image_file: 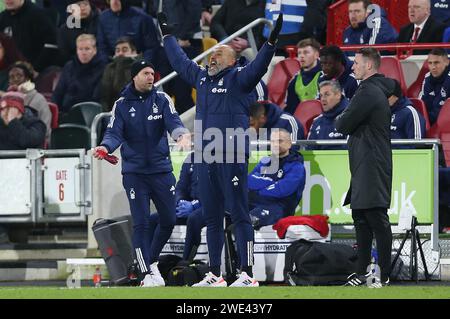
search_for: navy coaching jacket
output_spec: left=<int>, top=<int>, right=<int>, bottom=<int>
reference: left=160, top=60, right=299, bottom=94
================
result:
left=163, top=35, right=276, bottom=158
left=248, top=151, right=306, bottom=217
left=101, top=84, right=186, bottom=175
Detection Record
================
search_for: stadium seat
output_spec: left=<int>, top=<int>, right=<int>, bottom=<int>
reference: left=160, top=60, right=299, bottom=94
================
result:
left=293, top=100, right=323, bottom=136
left=60, top=101, right=102, bottom=127
left=47, top=102, right=59, bottom=129
left=379, top=57, right=407, bottom=95
left=35, top=65, right=61, bottom=95
left=267, top=58, right=301, bottom=108
left=407, top=61, right=429, bottom=98
left=409, top=98, right=430, bottom=132
left=435, top=99, right=450, bottom=166
left=49, top=124, right=91, bottom=150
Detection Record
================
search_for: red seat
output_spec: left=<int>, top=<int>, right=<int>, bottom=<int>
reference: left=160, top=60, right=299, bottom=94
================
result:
left=35, top=66, right=61, bottom=95
left=409, top=98, right=430, bottom=132
left=379, top=57, right=407, bottom=95
left=47, top=102, right=59, bottom=129
left=436, top=99, right=450, bottom=166
left=293, top=100, right=323, bottom=136
left=267, top=58, right=301, bottom=108
left=407, top=61, right=429, bottom=98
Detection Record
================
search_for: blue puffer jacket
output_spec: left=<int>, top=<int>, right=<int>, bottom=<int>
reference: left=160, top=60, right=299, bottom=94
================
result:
left=343, top=8, right=398, bottom=45
left=163, top=35, right=276, bottom=158
left=260, top=102, right=305, bottom=151
left=248, top=150, right=306, bottom=217
left=175, top=152, right=199, bottom=203
left=420, top=66, right=450, bottom=125
left=97, top=6, right=160, bottom=63
left=390, top=96, right=426, bottom=140
left=307, top=97, right=349, bottom=150
left=100, top=84, right=186, bottom=175
left=52, top=53, right=107, bottom=113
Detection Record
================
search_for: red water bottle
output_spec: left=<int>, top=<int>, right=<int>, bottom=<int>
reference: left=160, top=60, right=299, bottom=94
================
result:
left=93, top=266, right=102, bottom=288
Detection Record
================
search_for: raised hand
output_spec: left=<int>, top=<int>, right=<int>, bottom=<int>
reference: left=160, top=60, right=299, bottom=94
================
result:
left=157, top=12, right=174, bottom=36
left=268, top=13, right=283, bottom=45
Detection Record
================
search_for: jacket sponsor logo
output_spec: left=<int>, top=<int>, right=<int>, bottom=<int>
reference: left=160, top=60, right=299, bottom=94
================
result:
left=328, top=132, right=344, bottom=138
left=148, top=114, right=163, bottom=121
left=129, top=107, right=136, bottom=112
left=211, top=87, right=227, bottom=94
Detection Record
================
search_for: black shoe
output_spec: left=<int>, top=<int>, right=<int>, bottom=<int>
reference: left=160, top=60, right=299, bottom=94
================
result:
left=344, top=273, right=367, bottom=287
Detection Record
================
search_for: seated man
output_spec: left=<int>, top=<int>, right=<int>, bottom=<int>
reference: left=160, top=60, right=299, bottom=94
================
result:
left=420, top=48, right=449, bottom=125
left=285, top=38, right=322, bottom=115
left=319, top=45, right=359, bottom=100
left=249, top=101, right=305, bottom=152
left=0, top=91, right=46, bottom=150
left=307, top=80, right=349, bottom=150
left=343, top=0, right=397, bottom=45
left=248, top=128, right=306, bottom=229
left=52, top=34, right=107, bottom=115
left=389, top=79, right=426, bottom=142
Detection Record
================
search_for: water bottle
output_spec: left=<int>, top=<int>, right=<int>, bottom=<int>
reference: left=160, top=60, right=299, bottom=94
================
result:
left=93, top=266, right=102, bottom=288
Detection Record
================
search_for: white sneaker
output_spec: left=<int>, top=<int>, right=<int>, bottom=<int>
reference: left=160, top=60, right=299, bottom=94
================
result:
left=140, top=274, right=158, bottom=287
left=192, top=272, right=227, bottom=287
left=229, top=272, right=259, bottom=287
left=150, top=262, right=165, bottom=287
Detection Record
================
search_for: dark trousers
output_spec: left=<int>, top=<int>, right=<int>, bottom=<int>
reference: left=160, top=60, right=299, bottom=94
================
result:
left=352, top=207, right=392, bottom=281
left=198, top=162, right=254, bottom=271
left=122, top=172, right=177, bottom=272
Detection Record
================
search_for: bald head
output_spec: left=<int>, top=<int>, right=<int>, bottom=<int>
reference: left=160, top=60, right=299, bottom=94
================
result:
left=208, top=45, right=237, bottom=76
left=408, top=0, right=430, bottom=25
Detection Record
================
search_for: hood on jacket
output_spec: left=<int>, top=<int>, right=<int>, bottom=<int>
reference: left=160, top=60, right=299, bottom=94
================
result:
left=365, top=73, right=396, bottom=98
left=391, top=96, right=412, bottom=113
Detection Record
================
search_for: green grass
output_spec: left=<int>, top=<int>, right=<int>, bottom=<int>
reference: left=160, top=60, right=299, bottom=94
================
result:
left=0, top=286, right=448, bottom=299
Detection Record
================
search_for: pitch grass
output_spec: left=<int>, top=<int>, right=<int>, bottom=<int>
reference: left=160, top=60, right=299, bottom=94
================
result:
left=0, top=286, right=448, bottom=299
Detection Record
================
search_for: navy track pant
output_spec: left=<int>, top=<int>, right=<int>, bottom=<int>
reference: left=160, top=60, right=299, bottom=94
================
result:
left=197, top=162, right=254, bottom=271
left=122, top=172, right=176, bottom=273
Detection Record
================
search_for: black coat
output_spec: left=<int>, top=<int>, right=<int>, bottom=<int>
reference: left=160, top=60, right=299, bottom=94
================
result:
left=0, top=0, right=58, bottom=72
left=0, top=112, right=46, bottom=150
left=397, top=16, right=446, bottom=54
left=335, top=74, right=395, bottom=210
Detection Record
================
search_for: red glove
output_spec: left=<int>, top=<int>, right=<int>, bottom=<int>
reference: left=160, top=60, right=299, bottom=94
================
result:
left=95, top=149, right=119, bottom=165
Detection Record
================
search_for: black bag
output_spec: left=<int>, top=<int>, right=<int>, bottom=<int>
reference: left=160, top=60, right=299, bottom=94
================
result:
left=284, top=239, right=358, bottom=286
left=92, top=215, right=135, bottom=285
left=166, top=261, right=209, bottom=286
left=157, top=254, right=183, bottom=280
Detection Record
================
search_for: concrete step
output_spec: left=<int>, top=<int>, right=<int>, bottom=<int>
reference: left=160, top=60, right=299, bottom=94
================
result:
left=0, top=243, right=87, bottom=261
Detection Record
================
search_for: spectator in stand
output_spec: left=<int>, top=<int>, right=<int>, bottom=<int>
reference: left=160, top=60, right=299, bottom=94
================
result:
left=0, top=0, right=59, bottom=72
left=0, top=33, right=25, bottom=93
left=343, top=0, right=397, bottom=45
left=250, top=101, right=304, bottom=152
left=431, top=0, right=450, bottom=26
left=158, top=0, right=203, bottom=114
left=397, top=0, right=446, bottom=54
left=298, top=0, right=330, bottom=45
left=285, top=38, right=322, bottom=115
left=0, top=90, right=46, bottom=150
left=52, top=34, right=107, bottom=115
left=443, top=26, right=450, bottom=42
left=100, top=36, right=140, bottom=112
left=319, top=45, right=359, bottom=99
left=388, top=79, right=426, bottom=144
left=201, top=0, right=223, bottom=27
left=210, top=0, right=265, bottom=60
left=307, top=80, right=349, bottom=150
left=263, top=0, right=307, bottom=55
left=96, top=0, right=160, bottom=64
left=420, top=48, right=449, bottom=125
left=8, top=61, right=51, bottom=140
left=58, top=1, right=100, bottom=64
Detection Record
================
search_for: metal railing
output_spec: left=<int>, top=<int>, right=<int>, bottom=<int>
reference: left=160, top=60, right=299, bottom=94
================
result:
left=154, top=18, right=273, bottom=88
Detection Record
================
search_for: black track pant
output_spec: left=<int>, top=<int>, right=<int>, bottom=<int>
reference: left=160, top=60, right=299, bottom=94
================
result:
left=352, top=207, right=392, bottom=281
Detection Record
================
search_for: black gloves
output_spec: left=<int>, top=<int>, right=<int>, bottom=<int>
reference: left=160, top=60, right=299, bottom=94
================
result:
left=268, top=13, right=283, bottom=45
left=157, top=12, right=173, bottom=36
